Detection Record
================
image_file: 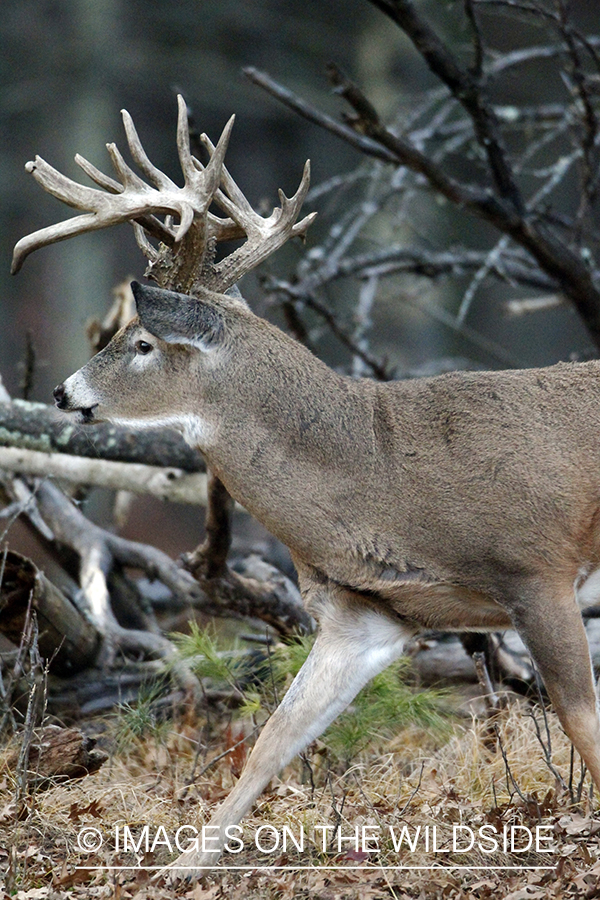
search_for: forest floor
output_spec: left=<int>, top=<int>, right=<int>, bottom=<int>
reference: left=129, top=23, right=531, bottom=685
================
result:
left=1, top=690, right=600, bottom=899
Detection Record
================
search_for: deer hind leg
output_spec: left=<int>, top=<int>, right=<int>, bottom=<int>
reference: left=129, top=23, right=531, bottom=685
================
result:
left=165, top=596, right=413, bottom=876
left=512, top=581, right=600, bottom=791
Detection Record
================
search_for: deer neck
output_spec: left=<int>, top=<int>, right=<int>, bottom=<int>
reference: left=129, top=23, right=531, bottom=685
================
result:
left=197, top=339, right=377, bottom=558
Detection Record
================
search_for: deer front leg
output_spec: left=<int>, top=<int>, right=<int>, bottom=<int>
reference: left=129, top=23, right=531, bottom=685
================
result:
left=164, top=595, right=413, bottom=877
left=512, top=580, right=600, bottom=791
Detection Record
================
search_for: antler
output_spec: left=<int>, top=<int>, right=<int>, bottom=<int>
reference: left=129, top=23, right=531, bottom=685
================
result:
left=12, top=95, right=316, bottom=294
left=198, top=132, right=315, bottom=289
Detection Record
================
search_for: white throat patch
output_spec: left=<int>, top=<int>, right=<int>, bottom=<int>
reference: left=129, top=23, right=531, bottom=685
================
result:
left=111, top=413, right=215, bottom=450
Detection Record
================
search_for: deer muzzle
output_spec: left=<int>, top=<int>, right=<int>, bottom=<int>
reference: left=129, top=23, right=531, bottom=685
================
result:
left=53, top=383, right=68, bottom=409
left=53, top=382, right=98, bottom=423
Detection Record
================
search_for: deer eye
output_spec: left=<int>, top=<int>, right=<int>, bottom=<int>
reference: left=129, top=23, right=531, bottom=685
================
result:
left=135, top=340, right=154, bottom=355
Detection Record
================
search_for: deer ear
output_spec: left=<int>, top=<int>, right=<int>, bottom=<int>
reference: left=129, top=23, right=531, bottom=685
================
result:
left=130, top=282, right=224, bottom=349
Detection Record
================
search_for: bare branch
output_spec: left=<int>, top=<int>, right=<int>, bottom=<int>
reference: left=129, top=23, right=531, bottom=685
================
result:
left=301, top=246, right=557, bottom=291
left=248, top=40, right=600, bottom=346
left=0, top=446, right=212, bottom=506
left=183, top=471, right=234, bottom=578
left=366, top=0, right=524, bottom=210
left=267, top=277, right=394, bottom=380
left=0, top=399, right=204, bottom=471
left=242, top=67, right=399, bottom=164
left=325, top=62, right=489, bottom=207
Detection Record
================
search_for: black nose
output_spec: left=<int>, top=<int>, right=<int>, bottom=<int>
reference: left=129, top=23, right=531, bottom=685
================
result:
left=53, top=383, right=67, bottom=409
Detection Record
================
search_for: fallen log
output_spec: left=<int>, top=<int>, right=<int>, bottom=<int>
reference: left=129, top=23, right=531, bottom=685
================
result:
left=0, top=551, right=100, bottom=675
left=0, top=399, right=204, bottom=471
left=0, top=445, right=211, bottom=505
left=3, top=724, right=107, bottom=787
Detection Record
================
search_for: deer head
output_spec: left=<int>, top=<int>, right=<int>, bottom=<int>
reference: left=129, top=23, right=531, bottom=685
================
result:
left=52, top=281, right=257, bottom=446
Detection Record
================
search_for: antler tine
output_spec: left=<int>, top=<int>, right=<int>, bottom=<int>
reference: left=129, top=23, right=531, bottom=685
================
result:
left=76, top=151, right=178, bottom=247
left=11, top=153, right=118, bottom=273
left=75, top=154, right=123, bottom=194
left=175, top=95, right=234, bottom=196
left=10, top=143, right=180, bottom=274
left=202, top=131, right=314, bottom=242
left=200, top=130, right=255, bottom=218
left=175, top=94, right=197, bottom=184
left=280, top=161, right=316, bottom=239
left=25, top=156, right=107, bottom=211
left=195, top=128, right=316, bottom=292
left=121, top=108, right=177, bottom=192
left=199, top=130, right=315, bottom=242
left=204, top=154, right=316, bottom=291
left=11, top=101, right=210, bottom=273
left=106, top=142, right=153, bottom=193
left=176, top=204, right=195, bottom=243
left=133, top=222, right=161, bottom=262
left=198, top=113, right=236, bottom=206
left=12, top=96, right=315, bottom=287
left=168, top=97, right=232, bottom=244
left=189, top=116, right=246, bottom=243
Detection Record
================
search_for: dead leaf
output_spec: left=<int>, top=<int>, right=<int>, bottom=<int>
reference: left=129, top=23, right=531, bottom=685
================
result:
left=185, top=884, right=221, bottom=900
left=504, top=892, right=546, bottom=900
left=68, top=798, right=103, bottom=825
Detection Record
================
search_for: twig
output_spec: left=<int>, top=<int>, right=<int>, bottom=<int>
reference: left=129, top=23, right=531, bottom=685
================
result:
left=192, top=724, right=261, bottom=782
left=494, top=723, right=531, bottom=805
left=316, top=246, right=556, bottom=291
left=472, top=651, right=501, bottom=713
left=0, top=589, right=37, bottom=738
left=267, top=278, right=393, bottom=379
left=528, top=707, right=568, bottom=793
left=242, top=67, right=399, bottom=165
left=20, top=332, right=36, bottom=402
left=395, top=760, right=425, bottom=816
left=14, top=605, right=46, bottom=815
left=399, top=290, right=527, bottom=368
left=465, top=0, right=484, bottom=79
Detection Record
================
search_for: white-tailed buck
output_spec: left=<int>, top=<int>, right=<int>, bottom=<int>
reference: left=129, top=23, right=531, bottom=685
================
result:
left=13, top=97, right=600, bottom=874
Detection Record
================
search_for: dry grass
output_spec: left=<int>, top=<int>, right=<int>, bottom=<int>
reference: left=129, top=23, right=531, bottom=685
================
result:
left=1, top=695, right=600, bottom=898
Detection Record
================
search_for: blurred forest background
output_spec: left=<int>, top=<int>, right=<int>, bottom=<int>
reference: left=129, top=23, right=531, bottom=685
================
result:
left=1, top=0, right=599, bottom=562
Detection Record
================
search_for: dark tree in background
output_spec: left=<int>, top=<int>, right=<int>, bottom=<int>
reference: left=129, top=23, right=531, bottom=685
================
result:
left=1, top=0, right=600, bottom=708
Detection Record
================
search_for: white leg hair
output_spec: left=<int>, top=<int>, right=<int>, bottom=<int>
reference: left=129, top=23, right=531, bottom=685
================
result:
left=165, top=601, right=413, bottom=874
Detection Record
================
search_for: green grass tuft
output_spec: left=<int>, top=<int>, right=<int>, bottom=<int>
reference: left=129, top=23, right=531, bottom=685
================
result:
left=173, top=627, right=450, bottom=766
